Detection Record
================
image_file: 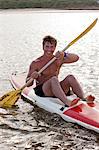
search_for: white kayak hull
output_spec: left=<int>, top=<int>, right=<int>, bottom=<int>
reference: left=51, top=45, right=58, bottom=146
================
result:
left=10, top=73, right=99, bottom=133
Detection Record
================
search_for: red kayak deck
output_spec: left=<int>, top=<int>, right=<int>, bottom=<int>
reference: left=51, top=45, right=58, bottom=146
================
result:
left=63, top=103, right=99, bottom=128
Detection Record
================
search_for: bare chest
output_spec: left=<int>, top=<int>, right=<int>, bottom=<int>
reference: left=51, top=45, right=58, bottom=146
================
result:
left=37, top=58, right=61, bottom=76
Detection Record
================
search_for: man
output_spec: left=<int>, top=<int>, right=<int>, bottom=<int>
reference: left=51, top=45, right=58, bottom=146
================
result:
left=26, top=35, right=94, bottom=106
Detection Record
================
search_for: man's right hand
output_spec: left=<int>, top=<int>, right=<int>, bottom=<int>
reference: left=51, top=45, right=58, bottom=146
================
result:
left=31, top=71, right=39, bottom=79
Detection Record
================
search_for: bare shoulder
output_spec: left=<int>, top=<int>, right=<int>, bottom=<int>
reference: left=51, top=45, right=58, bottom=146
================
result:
left=30, top=56, right=43, bottom=67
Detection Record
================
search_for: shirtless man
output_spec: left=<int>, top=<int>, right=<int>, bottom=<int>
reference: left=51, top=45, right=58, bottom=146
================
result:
left=26, top=35, right=94, bottom=106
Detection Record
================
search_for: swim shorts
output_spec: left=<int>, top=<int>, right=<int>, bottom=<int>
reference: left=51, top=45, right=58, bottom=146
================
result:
left=34, top=84, right=45, bottom=97
left=34, top=84, right=71, bottom=97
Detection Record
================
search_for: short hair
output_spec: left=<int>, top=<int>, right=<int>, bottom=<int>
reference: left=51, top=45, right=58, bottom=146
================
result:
left=42, top=35, right=57, bottom=48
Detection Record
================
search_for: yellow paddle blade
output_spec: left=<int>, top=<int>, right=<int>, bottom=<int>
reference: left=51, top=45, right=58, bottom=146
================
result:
left=63, top=18, right=98, bottom=51
left=69, top=18, right=98, bottom=47
left=0, top=89, right=22, bottom=108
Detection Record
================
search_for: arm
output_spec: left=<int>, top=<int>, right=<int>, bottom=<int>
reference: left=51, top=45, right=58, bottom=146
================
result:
left=26, top=61, right=39, bottom=87
left=63, top=52, right=79, bottom=63
left=55, top=51, right=79, bottom=65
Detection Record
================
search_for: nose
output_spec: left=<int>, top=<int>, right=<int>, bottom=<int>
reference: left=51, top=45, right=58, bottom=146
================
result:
left=46, top=46, right=52, bottom=50
left=48, top=46, right=52, bottom=50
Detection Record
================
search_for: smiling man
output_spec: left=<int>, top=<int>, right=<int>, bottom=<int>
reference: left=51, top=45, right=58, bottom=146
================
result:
left=26, top=35, right=94, bottom=106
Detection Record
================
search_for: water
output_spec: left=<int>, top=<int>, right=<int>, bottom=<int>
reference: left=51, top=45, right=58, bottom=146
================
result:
left=0, top=9, right=99, bottom=149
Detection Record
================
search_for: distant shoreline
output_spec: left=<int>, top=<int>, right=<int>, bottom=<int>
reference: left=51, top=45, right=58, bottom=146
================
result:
left=0, top=7, right=99, bottom=10
left=0, top=0, right=99, bottom=10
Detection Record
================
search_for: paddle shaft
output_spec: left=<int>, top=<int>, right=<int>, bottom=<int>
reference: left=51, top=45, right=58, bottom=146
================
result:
left=21, top=18, right=98, bottom=90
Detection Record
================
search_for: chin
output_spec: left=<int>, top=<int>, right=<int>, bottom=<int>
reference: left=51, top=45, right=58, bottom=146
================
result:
left=46, top=52, right=53, bottom=55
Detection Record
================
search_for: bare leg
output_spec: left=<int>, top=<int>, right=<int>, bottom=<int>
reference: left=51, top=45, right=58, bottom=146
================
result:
left=42, top=76, right=78, bottom=106
left=60, top=75, right=95, bottom=103
left=60, top=75, right=84, bottom=99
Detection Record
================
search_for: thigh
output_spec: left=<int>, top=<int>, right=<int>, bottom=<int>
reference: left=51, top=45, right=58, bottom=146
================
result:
left=42, top=79, right=54, bottom=97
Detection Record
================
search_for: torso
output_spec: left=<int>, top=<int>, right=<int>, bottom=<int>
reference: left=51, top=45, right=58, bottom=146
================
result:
left=30, top=55, right=63, bottom=85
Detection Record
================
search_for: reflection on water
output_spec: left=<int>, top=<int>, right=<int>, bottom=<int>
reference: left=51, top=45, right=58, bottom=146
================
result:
left=0, top=9, right=99, bottom=149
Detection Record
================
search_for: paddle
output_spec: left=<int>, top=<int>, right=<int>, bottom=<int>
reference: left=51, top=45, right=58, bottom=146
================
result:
left=0, top=18, right=98, bottom=108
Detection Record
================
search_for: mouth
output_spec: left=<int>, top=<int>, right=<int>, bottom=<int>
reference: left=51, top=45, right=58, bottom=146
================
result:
left=47, top=51, right=53, bottom=53
left=44, top=49, right=54, bottom=55
left=47, top=50, right=54, bottom=53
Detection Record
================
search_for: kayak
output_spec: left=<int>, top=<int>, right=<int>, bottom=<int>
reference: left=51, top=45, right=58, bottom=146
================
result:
left=10, top=73, right=99, bottom=133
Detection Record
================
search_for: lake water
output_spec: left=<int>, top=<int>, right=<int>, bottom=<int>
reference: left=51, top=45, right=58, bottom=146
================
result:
left=0, top=9, right=99, bottom=150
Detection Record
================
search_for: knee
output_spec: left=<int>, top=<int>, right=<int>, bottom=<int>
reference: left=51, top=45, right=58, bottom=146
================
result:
left=67, top=74, right=76, bottom=81
left=50, top=76, right=59, bottom=83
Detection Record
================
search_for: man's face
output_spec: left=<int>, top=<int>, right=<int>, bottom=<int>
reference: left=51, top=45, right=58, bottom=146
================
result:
left=43, top=41, right=56, bottom=55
